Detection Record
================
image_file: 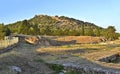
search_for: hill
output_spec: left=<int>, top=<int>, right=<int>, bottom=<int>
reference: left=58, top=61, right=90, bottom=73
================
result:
left=5, top=14, right=119, bottom=40
left=7, top=15, right=103, bottom=36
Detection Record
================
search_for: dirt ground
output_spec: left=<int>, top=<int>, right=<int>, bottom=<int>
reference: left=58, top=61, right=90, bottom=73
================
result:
left=52, top=36, right=105, bottom=43
left=0, top=42, right=53, bottom=74
left=1, top=36, right=120, bottom=74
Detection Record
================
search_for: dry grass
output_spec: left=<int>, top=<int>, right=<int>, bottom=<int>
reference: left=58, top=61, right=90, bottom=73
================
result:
left=36, top=40, right=120, bottom=69
left=53, top=36, right=104, bottom=43
left=0, top=42, right=53, bottom=74
left=36, top=44, right=101, bottom=63
left=0, top=37, right=18, bottom=49
left=1, top=36, right=120, bottom=73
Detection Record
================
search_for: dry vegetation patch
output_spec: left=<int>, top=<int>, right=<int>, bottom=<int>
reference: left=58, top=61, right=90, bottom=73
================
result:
left=53, top=36, right=105, bottom=43
left=36, top=41, right=120, bottom=69
left=0, top=42, right=53, bottom=74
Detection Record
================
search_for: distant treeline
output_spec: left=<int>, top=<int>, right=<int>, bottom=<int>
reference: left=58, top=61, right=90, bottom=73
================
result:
left=0, top=15, right=119, bottom=40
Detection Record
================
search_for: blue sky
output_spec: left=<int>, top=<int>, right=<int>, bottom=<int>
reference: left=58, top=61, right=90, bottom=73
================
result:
left=0, top=0, right=120, bottom=32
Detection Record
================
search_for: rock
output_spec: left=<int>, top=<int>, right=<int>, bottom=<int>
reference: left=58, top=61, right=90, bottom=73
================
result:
left=59, top=72, right=64, bottom=74
left=57, top=62, right=120, bottom=74
left=98, top=54, right=119, bottom=63
left=10, top=66, right=22, bottom=74
left=58, top=70, right=67, bottom=74
left=25, top=36, right=39, bottom=45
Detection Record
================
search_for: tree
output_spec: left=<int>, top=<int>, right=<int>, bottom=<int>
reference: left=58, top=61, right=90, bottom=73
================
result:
left=81, top=25, right=85, bottom=36
left=85, top=26, right=94, bottom=36
left=94, top=27, right=100, bottom=36
left=4, top=27, right=11, bottom=36
left=18, top=20, right=30, bottom=34
left=0, top=24, right=11, bottom=40
left=104, top=26, right=118, bottom=40
left=29, top=24, right=40, bottom=35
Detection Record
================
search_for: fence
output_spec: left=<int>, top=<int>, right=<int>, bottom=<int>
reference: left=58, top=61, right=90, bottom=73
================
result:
left=0, top=37, right=19, bottom=49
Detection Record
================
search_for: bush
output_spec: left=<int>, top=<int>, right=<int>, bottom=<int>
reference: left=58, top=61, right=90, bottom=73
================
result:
left=48, top=64, right=64, bottom=73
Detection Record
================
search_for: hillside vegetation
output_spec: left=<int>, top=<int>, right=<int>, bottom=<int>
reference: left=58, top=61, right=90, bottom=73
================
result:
left=0, top=15, right=119, bottom=40
left=0, top=24, right=11, bottom=40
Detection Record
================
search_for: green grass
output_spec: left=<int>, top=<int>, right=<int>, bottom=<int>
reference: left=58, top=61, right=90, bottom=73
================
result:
left=48, top=64, right=64, bottom=73
left=33, top=59, right=45, bottom=63
left=47, top=63, right=83, bottom=74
